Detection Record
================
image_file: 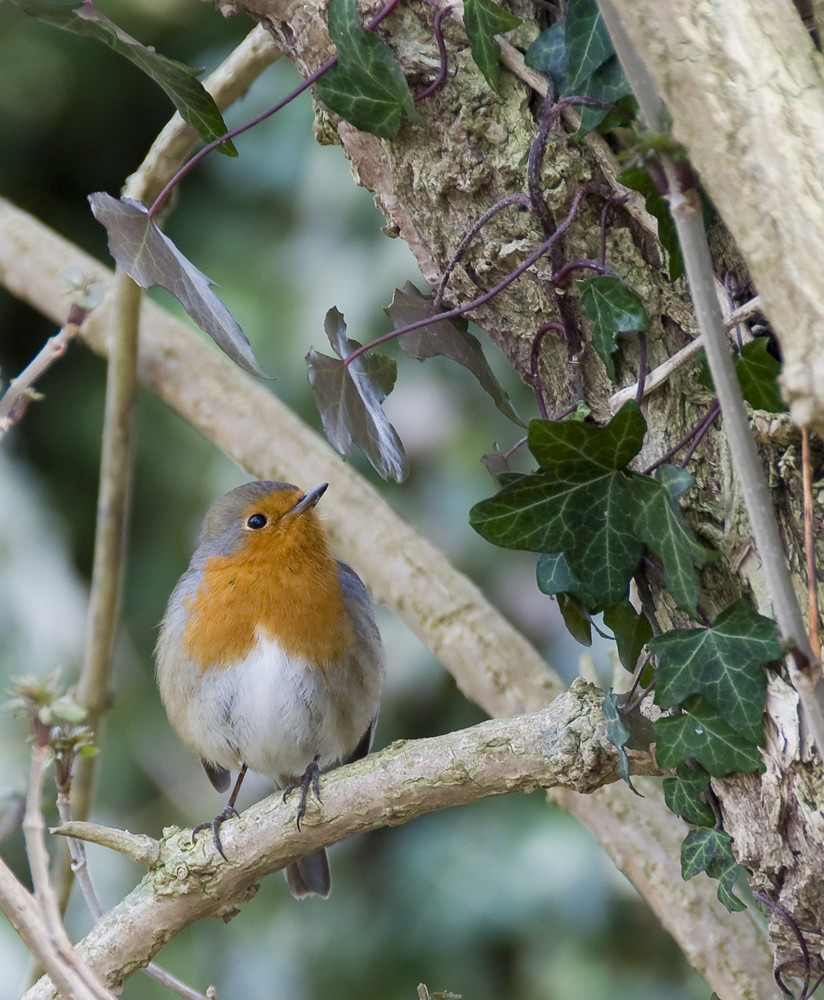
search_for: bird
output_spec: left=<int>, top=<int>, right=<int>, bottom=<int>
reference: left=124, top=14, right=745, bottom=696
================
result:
left=155, top=480, right=384, bottom=899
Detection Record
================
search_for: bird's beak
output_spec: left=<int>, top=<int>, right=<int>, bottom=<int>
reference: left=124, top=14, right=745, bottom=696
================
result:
left=291, top=483, right=328, bottom=514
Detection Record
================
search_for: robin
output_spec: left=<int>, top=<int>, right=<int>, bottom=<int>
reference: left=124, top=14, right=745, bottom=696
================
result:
left=155, top=480, right=384, bottom=899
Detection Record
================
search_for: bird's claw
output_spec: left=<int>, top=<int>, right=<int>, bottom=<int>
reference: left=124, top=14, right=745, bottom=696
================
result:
left=193, top=804, right=239, bottom=860
left=283, top=755, right=322, bottom=832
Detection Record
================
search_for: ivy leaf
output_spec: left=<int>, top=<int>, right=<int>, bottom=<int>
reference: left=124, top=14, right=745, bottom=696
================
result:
left=602, top=691, right=641, bottom=795
left=385, top=283, right=524, bottom=426
left=564, top=0, right=612, bottom=92
left=654, top=695, right=765, bottom=776
left=617, top=165, right=682, bottom=280
left=306, top=308, right=408, bottom=483
left=13, top=0, right=236, bottom=155
left=603, top=600, right=652, bottom=672
left=89, top=194, right=264, bottom=376
left=536, top=551, right=595, bottom=605
left=573, top=56, right=633, bottom=137
left=464, top=0, right=522, bottom=92
left=469, top=402, right=648, bottom=607
left=663, top=766, right=715, bottom=828
left=649, top=599, right=782, bottom=743
left=315, top=0, right=419, bottom=138
left=681, top=828, right=746, bottom=912
left=579, top=276, right=649, bottom=381
left=631, top=465, right=715, bottom=615
left=735, top=338, right=786, bottom=412
left=524, top=22, right=568, bottom=90
left=558, top=594, right=594, bottom=645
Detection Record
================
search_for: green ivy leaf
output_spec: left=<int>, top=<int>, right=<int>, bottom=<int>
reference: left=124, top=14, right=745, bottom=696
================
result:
left=385, top=283, right=524, bottom=426
left=618, top=165, right=683, bottom=280
left=315, top=0, right=419, bottom=138
left=663, top=766, right=715, bottom=827
left=13, top=0, right=236, bottom=154
left=524, top=22, right=568, bottom=90
left=306, top=308, right=408, bottom=482
left=681, top=828, right=747, bottom=912
left=88, top=194, right=264, bottom=375
left=464, top=0, right=522, bottom=92
left=603, top=599, right=653, bottom=672
left=557, top=593, right=594, bottom=645
left=572, top=56, right=633, bottom=137
left=631, top=465, right=715, bottom=615
left=564, top=0, right=612, bottom=91
left=579, top=276, right=649, bottom=381
left=602, top=692, right=641, bottom=795
left=654, top=695, right=765, bottom=776
left=470, top=403, right=647, bottom=607
left=536, top=551, right=595, bottom=605
left=649, top=599, right=782, bottom=743
left=735, top=338, right=786, bottom=412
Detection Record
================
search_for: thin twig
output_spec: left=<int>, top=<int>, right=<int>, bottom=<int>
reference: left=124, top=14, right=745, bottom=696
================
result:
left=415, top=4, right=453, bottom=100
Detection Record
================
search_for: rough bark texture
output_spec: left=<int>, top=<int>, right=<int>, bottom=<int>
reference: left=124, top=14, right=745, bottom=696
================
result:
left=210, top=0, right=824, bottom=982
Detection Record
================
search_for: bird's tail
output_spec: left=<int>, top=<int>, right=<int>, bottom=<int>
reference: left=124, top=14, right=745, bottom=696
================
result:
left=285, top=848, right=330, bottom=899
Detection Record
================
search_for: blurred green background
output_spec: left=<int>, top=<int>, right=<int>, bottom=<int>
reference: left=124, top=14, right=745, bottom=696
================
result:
left=0, top=2, right=706, bottom=998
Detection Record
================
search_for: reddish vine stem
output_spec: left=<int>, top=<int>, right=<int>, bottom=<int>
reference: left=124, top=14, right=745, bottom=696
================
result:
left=149, top=0, right=406, bottom=218
left=529, top=322, right=566, bottom=419
left=552, top=258, right=614, bottom=284
left=642, top=400, right=720, bottom=475
left=415, top=3, right=453, bottom=100
left=433, top=193, right=531, bottom=308
left=347, top=184, right=604, bottom=365
left=753, top=889, right=823, bottom=1000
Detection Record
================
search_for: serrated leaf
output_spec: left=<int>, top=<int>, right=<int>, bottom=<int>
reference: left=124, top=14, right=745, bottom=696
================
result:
left=469, top=402, right=647, bottom=607
left=618, top=165, right=683, bottom=280
left=306, top=308, right=408, bottom=482
left=13, top=0, right=236, bottom=155
left=603, top=599, right=652, bottom=671
left=649, top=599, right=781, bottom=743
left=579, top=276, right=649, bottom=381
left=654, top=695, right=765, bottom=776
left=564, top=0, right=612, bottom=92
left=524, top=22, right=568, bottom=90
left=602, top=691, right=641, bottom=794
left=88, top=194, right=264, bottom=376
left=681, top=827, right=747, bottom=912
left=385, top=283, right=524, bottom=426
left=631, top=465, right=715, bottom=615
left=536, top=551, right=595, bottom=605
left=735, top=337, right=786, bottom=412
left=663, top=766, right=714, bottom=827
left=315, top=0, right=419, bottom=138
left=464, top=0, right=522, bottom=91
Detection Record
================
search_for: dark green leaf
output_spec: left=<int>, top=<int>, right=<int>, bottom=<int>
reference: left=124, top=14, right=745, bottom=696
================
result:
left=572, top=56, right=632, bottom=137
left=618, top=165, right=683, bottom=280
left=654, top=695, right=765, bottom=776
left=306, top=308, right=408, bottom=482
left=464, top=0, right=522, bottom=91
left=681, top=828, right=747, bottom=912
left=631, top=465, right=715, bottom=615
left=89, top=194, right=264, bottom=375
left=536, top=551, right=595, bottom=605
left=14, top=0, right=236, bottom=154
left=663, top=766, right=715, bottom=827
left=469, top=403, right=647, bottom=607
left=735, top=338, right=786, bottom=412
left=602, top=691, right=641, bottom=794
left=385, top=283, right=524, bottom=425
left=603, top=599, right=652, bottom=671
left=557, top=593, right=594, bottom=645
left=524, top=23, right=568, bottom=90
left=564, top=0, right=612, bottom=91
left=316, top=0, right=419, bottom=138
left=579, top=276, right=649, bottom=381
left=649, top=599, right=781, bottom=743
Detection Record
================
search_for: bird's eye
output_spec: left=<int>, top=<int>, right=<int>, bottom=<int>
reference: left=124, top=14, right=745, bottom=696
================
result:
left=246, top=513, right=268, bottom=530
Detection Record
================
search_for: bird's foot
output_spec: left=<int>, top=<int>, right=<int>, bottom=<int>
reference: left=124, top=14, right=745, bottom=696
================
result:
left=193, top=804, right=239, bottom=860
left=283, top=755, right=322, bottom=832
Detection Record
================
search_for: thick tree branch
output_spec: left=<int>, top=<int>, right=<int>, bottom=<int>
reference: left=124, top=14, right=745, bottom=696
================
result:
left=24, top=682, right=653, bottom=997
left=603, top=0, right=824, bottom=433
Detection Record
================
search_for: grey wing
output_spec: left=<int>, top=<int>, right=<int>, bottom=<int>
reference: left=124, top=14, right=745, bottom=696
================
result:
left=337, top=560, right=384, bottom=762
